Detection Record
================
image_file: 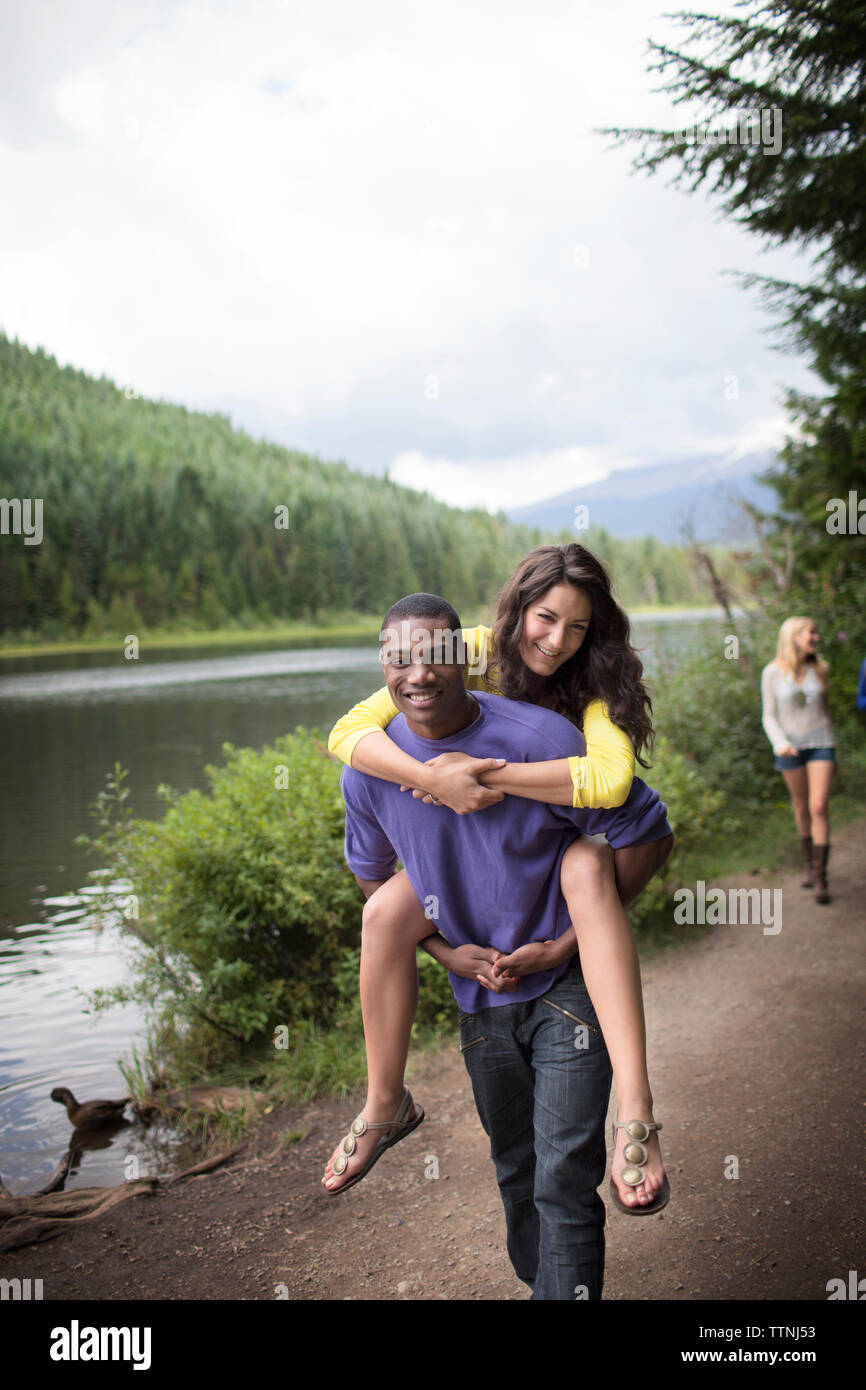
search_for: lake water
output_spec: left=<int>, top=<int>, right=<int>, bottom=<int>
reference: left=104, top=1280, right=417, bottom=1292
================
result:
left=0, top=613, right=721, bottom=1191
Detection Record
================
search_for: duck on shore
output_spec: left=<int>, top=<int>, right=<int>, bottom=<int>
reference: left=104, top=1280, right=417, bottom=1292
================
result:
left=50, top=1087, right=132, bottom=1129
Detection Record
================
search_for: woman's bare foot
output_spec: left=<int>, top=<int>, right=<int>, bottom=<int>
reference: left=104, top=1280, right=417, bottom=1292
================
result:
left=611, top=1103, right=667, bottom=1210
left=321, top=1088, right=423, bottom=1193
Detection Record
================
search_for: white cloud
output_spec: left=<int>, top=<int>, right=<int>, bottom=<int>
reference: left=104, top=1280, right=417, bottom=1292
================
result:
left=53, top=68, right=107, bottom=136
left=0, top=0, right=821, bottom=511
left=389, top=446, right=615, bottom=511
left=728, top=415, right=799, bottom=458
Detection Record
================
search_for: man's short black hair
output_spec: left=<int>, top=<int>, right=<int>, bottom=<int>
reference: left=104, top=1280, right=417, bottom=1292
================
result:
left=381, top=592, right=462, bottom=633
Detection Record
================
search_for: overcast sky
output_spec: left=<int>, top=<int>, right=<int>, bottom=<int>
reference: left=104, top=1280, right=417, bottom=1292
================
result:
left=0, top=0, right=821, bottom=512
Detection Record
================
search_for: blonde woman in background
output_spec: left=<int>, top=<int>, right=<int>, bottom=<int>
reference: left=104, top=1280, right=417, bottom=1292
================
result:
left=761, top=617, right=835, bottom=903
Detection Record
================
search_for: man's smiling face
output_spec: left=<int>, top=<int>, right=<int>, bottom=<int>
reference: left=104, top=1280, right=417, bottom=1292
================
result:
left=379, top=615, right=472, bottom=739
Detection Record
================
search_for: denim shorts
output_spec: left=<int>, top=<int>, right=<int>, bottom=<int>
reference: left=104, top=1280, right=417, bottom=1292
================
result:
left=774, top=745, right=835, bottom=771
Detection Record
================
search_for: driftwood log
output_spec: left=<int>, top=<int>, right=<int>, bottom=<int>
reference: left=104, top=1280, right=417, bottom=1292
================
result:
left=0, top=1145, right=242, bottom=1253
left=134, top=1085, right=268, bottom=1119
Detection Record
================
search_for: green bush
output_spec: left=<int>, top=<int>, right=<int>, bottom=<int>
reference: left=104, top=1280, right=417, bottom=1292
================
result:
left=651, top=624, right=780, bottom=815
left=416, top=949, right=460, bottom=1029
left=626, top=620, right=787, bottom=934
left=79, top=736, right=460, bottom=1070
left=628, top=733, right=741, bottom=933
left=334, top=944, right=457, bottom=1033
left=79, top=734, right=364, bottom=1058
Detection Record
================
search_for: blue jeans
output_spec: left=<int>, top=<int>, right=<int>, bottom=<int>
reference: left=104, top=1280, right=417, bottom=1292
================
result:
left=458, top=961, right=612, bottom=1300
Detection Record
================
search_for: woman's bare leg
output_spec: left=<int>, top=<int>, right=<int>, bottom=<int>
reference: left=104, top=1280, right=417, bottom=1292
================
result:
left=805, top=759, right=834, bottom=899
left=322, top=870, right=432, bottom=1191
left=560, top=833, right=673, bottom=1209
left=805, top=759, right=834, bottom=844
left=781, top=766, right=810, bottom=837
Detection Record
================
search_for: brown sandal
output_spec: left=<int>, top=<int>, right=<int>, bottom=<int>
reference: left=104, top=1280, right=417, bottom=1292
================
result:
left=609, top=1117, right=670, bottom=1216
left=324, top=1088, right=424, bottom=1195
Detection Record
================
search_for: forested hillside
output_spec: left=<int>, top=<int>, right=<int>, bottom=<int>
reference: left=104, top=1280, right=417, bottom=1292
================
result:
left=0, top=334, right=732, bottom=642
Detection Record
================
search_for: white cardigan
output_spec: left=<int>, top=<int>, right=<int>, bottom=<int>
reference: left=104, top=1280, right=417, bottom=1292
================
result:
left=760, top=661, right=834, bottom=754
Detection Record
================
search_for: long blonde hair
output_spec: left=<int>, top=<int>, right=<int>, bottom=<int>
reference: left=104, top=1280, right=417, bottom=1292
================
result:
left=775, top=616, right=828, bottom=689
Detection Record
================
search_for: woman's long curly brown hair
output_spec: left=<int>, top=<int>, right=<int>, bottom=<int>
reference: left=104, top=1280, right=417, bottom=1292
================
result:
left=490, top=543, right=654, bottom=765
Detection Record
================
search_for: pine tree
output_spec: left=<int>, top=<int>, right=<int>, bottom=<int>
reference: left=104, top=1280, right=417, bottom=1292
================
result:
left=601, top=0, right=866, bottom=631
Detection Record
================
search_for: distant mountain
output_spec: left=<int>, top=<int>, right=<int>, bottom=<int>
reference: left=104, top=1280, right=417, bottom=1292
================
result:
left=507, top=451, right=780, bottom=541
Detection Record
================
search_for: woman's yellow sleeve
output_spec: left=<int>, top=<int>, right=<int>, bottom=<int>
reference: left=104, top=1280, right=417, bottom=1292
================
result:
left=568, top=699, right=635, bottom=808
left=326, top=625, right=491, bottom=765
left=463, top=624, right=494, bottom=690
left=327, top=685, right=400, bottom=766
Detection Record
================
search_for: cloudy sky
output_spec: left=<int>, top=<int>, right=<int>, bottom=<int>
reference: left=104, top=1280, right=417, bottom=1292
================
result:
left=0, top=0, right=821, bottom=512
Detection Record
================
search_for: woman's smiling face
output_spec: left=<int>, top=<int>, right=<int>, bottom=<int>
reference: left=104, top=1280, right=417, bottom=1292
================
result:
left=518, top=582, right=592, bottom=679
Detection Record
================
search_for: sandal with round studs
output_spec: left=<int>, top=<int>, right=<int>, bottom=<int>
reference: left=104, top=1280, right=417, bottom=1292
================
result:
left=610, top=1117, right=671, bottom=1216
left=324, top=1087, right=424, bottom=1195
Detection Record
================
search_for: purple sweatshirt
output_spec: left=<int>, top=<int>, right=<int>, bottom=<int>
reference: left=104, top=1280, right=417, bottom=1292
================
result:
left=341, top=690, right=671, bottom=1013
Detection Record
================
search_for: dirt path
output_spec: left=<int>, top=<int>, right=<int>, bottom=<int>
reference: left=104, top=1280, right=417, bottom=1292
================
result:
left=3, top=819, right=864, bottom=1301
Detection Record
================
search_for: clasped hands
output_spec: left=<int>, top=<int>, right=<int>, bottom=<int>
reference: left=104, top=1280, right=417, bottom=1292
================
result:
left=399, top=750, right=506, bottom=814
left=430, top=938, right=558, bottom=996
left=404, top=756, right=561, bottom=993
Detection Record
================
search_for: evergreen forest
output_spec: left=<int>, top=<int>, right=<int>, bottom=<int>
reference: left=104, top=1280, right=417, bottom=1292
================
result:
left=0, top=333, right=737, bottom=644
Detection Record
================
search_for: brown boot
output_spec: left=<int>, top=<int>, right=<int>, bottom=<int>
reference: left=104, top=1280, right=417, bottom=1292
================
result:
left=813, top=843, right=830, bottom=904
left=800, top=836, right=814, bottom=887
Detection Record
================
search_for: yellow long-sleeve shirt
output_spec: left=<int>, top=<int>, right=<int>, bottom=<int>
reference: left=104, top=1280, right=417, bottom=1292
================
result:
left=327, top=624, right=635, bottom=809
